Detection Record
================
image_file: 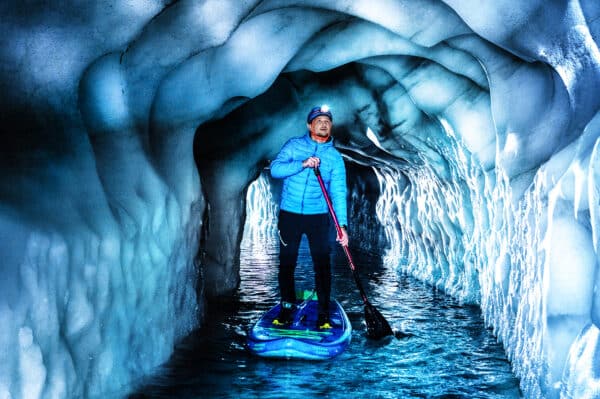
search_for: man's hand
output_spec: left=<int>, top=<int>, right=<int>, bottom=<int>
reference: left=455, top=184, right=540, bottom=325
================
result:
left=302, top=156, right=320, bottom=168
left=336, top=227, right=349, bottom=247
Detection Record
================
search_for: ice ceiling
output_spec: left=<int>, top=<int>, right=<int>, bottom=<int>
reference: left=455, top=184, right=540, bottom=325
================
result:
left=1, top=1, right=600, bottom=398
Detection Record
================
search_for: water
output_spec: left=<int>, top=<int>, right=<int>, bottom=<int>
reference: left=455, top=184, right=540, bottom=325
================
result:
left=128, top=234, right=522, bottom=399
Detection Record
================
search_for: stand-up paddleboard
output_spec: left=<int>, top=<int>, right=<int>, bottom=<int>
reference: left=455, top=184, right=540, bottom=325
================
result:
left=247, top=291, right=352, bottom=360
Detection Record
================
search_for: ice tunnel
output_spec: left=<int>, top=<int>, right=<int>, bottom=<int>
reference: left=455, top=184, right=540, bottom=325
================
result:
left=1, top=1, right=600, bottom=398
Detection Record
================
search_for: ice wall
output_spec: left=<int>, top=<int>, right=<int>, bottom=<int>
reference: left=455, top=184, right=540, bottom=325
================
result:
left=1, top=1, right=599, bottom=398
left=373, top=111, right=600, bottom=398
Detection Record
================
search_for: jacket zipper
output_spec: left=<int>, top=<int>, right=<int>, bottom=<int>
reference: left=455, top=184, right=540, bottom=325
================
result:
left=300, top=142, right=319, bottom=214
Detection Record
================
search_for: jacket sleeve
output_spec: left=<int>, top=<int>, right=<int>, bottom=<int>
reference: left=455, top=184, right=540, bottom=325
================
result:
left=270, top=140, right=304, bottom=179
left=329, top=156, right=348, bottom=227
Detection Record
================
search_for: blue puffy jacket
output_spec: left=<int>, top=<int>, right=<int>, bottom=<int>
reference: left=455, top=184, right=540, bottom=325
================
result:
left=270, top=133, right=347, bottom=226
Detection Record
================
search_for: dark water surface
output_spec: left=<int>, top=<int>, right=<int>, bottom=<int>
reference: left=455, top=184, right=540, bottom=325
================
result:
left=129, top=234, right=522, bottom=399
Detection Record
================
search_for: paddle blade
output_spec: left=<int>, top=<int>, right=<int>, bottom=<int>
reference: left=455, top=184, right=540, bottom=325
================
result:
left=364, top=302, right=394, bottom=339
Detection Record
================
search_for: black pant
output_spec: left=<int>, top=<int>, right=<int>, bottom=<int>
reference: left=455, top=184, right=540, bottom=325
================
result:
left=278, top=210, right=331, bottom=316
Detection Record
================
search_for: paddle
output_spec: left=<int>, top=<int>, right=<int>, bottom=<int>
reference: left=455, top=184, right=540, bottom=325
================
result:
left=313, top=167, right=394, bottom=339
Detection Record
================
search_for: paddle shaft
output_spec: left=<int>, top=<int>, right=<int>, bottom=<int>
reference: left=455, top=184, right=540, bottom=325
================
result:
left=313, top=167, right=369, bottom=304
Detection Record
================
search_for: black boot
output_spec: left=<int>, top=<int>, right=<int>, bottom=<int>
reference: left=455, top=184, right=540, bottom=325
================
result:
left=273, top=301, right=295, bottom=326
left=317, top=312, right=331, bottom=329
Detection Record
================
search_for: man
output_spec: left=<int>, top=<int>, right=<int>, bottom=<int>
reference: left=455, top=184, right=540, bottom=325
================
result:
left=270, top=105, right=349, bottom=329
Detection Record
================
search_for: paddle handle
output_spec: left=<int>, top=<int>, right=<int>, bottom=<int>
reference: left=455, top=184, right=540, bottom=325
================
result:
left=313, top=167, right=369, bottom=304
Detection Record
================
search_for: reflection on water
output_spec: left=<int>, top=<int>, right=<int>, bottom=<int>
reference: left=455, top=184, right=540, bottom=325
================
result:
left=128, top=232, right=522, bottom=399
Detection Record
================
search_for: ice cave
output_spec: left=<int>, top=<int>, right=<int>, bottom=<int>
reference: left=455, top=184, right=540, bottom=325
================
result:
left=1, top=1, right=600, bottom=398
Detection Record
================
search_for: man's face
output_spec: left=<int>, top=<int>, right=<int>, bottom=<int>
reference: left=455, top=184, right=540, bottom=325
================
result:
left=308, top=116, right=333, bottom=142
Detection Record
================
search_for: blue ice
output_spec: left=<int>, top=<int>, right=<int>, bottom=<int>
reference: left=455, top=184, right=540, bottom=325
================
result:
left=1, top=1, right=599, bottom=398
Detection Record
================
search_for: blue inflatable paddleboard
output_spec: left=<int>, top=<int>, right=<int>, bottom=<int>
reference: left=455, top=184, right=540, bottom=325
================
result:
left=247, top=293, right=352, bottom=360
